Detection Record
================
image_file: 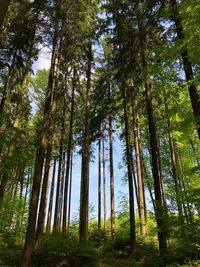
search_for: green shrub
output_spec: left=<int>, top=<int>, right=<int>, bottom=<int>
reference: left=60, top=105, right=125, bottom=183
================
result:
left=32, top=234, right=99, bottom=267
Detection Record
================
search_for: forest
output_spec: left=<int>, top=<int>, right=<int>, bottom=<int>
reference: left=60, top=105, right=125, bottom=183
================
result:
left=0, top=0, right=200, bottom=266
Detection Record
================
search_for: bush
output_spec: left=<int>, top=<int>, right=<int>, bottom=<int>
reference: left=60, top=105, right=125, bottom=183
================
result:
left=32, top=233, right=99, bottom=267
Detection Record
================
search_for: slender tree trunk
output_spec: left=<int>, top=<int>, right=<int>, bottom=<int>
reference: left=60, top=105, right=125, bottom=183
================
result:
left=53, top=132, right=65, bottom=232
left=21, top=170, right=30, bottom=228
left=170, top=0, right=200, bottom=140
left=164, top=93, right=184, bottom=227
left=176, top=152, right=193, bottom=223
left=98, top=129, right=102, bottom=231
left=58, top=152, right=66, bottom=230
left=0, top=0, right=11, bottom=30
left=62, top=68, right=76, bottom=237
left=122, top=80, right=136, bottom=250
left=34, top=38, right=60, bottom=246
left=102, top=130, right=107, bottom=230
left=145, top=81, right=167, bottom=251
left=0, top=50, right=17, bottom=116
left=34, top=152, right=53, bottom=251
left=67, top=152, right=73, bottom=230
left=108, top=100, right=115, bottom=240
left=130, top=146, right=139, bottom=211
left=131, top=94, right=147, bottom=237
left=79, top=44, right=92, bottom=243
left=47, top=157, right=57, bottom=233
left=0, top=36, right=35, bottom=208
left=137, top=8, right=167, bottom=251
left=21, top=18, right=59, bottom=267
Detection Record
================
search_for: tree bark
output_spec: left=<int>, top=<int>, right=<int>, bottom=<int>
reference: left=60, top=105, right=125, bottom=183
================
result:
left=131, top=94, right=147, bottom=237
left=79, top=44, right=92, bottom=243
left=145, top=81, right=167, bottom=252
left=108, top=98, right=115, bottom=240
left=0, top=0, right=11, bottom=30
left=102, top=130, right=107, bottom=230
left=170, top=0, right=200, bottom=140
left=46, top=157, right=57, bottom=233
left=98, top=129, right=102, bottom=231
left=67, top=152, right=73, bottom=230
left=62, top=67, right=76, bottom=237
left=164, top=92, right=184, bottom=227
left=137, top=7, right=167, bottom=251
left=34, top=156, right=53, bottom=251
left=21, top=17, right=59, bottom=267
left=122, top=81, right=136, bottom=250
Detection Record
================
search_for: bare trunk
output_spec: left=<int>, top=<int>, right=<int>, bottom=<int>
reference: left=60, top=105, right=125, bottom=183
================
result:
left=131, top=95, right=147, bottom=237
left=21, top=17, right=59, bottom=267
left=46, top=157, right=57, bottom=233
left=79, top=44, right=92, bottom=243
left=164, top=93, right=184, bottom=227
left=170, top=0, right=200, bottom=140
left=137, top=8, right=167, bottom=251
left=98, top=129, right=102, bottom=230
left=34, top=152, right=53, bottom=251
left=108, top=106, right=115, bottom=240
left=102, top=130, right=107, bottom=230
left=145, top=81, right=167, bottom=251
left=58, top=152, right=66, bottom=230
left=0, top=0, right=11, bottom=30
left=122, top=81, right=136, bottom=250
left=67, top=152, right=73, bottom=230
left=62, top=68, right=76, bottom=237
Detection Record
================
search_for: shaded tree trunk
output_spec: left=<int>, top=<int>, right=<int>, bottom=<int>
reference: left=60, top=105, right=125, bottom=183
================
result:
left=131, top=94, right=147, bottom=237
left=21, top=17, right=59, bottom=267
left=98, top=129, right=102, bottom=230
left=145, top=81, right=167, bottom=252
left=108, top=97, right=115, bottom=241
left=164, top=92, right=184, bottom=227
left=0, top=0, right=11, bottom=30
left=62, top=68, right=76, bottom=237
left=102, top=130, right=107, bottom=230
left=122, top=80, right=136, bottom=250
left=79, top=44, right=92, bottom=243
left=67, top=152, right=73, bottom=230
left=34, top=151, right=53, bottom=251
left=46, top=157, right=57, bottom=233
left=137, top=7, right=167, bottom=251
left=170, top=0, right=200, bottom=140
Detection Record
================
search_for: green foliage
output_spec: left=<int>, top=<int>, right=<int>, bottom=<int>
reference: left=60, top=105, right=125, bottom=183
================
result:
left=32, top=234, right=99, bottom=267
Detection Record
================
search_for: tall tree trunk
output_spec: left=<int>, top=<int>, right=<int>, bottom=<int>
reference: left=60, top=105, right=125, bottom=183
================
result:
left=34, top=152, right=53, bottom=251
left=102, top=130, right=107, bottom=230
left=62, top=68, right=76, bottom=237
left=21, top=169, right=31, bottom=228
left=53, top=121, right=65, bottom=232
left=0, top=50, right=17, bottom=117
left=122, top=81, right=136, bottom=250
left=98, top=129, right=102, bottom=231
left=46, top=157, right=57, bottom=233
left=67, top=152, right=73, bottom=230
left=21, top=18, right=59, bottom=267
left=0, top=0, right=11, bottom=30
left=164, top=92, right=184, bottom=228
left=79, top=44, right=92, bottom=243
left=131, top=94, right=147, bottom=237
left=170, top=0, right=200, bottom=140
left=108, top=96, right=115, bottom=240
left=137, top=7, right=167, bottom=251
left=145, top=81, right=167, bottom=252
left=58, top=152, right=66, bottom=230
left=0, top=28, right=35, bottom=208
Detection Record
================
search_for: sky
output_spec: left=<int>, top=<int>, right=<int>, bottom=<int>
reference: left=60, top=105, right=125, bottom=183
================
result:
left=32, top=46, right=153, bottom=225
